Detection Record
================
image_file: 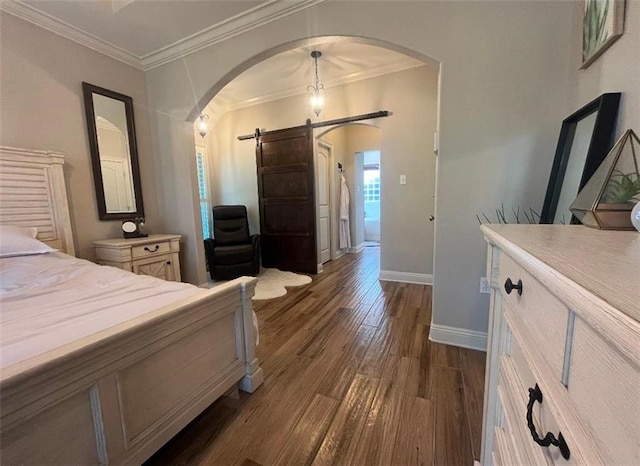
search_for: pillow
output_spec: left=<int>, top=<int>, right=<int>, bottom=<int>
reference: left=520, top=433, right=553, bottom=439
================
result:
left=0, top=225, right=55, bottom=258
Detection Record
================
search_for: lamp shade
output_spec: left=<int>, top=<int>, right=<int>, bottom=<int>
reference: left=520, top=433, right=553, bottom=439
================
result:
left=570, top=129, right=640, bottom=230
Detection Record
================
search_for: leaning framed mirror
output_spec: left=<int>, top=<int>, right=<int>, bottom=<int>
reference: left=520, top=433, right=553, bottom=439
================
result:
left=540, top=92, right=620, bottom=224
left=82, top=82, right=144, bottom=220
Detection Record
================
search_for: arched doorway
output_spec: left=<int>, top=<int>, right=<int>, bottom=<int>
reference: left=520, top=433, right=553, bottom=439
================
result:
left=314, top=123, right=381, bottom=266
left=179, top=36, right=440, bottom=291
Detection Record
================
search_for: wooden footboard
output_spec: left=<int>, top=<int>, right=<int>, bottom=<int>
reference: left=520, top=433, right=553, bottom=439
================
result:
left=0, top=277, right=263, bottom=465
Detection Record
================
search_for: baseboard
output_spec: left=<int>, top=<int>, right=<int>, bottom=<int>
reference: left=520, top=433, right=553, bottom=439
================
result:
left=378, top=270, right=433, bottom=285
left=348, top=243, right=365, bottom=254
left=429, top=323, right=487, bottom=352
left=332, top=249, right=347, bottom=260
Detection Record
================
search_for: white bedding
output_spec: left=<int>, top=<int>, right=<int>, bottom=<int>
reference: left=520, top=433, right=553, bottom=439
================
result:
left=0, top=252, right=203, bottom=370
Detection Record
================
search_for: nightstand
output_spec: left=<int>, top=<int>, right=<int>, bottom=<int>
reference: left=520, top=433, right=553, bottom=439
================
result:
left=94, top=234, right=182, bottom=282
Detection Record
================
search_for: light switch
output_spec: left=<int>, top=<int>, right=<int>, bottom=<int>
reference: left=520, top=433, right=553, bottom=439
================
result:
left=400, top=175, right=407, bottom=185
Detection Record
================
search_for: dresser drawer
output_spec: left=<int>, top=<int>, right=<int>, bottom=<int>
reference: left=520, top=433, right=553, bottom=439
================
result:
left=131, top=241, right=171, bottom=259
left=491, top=381, right=523, bottom=466
left=566, top=317, right=640, bottom=465
left=493, top=422, right=516, bottom=466
left=498, top=252, right=569, bottom=379
left=496, top=380, right=546, bottom=466
left=500, top=319, right=592, bottom=466
left=499, top=355, right=578, bottom=465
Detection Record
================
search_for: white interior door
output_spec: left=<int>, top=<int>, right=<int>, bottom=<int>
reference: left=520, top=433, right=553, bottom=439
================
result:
left=101, top=158, right=133, bottom=212
left=316, top=142, right=331, bottom=264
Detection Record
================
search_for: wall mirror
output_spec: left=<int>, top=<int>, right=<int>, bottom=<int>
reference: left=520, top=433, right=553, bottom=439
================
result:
left=82, top=82, right=144, bottom=220
left=540, top=92, right=620, bottom=224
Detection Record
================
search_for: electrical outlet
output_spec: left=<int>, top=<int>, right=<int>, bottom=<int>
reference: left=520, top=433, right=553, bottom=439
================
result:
left=479, top=277, right=491, bottom=294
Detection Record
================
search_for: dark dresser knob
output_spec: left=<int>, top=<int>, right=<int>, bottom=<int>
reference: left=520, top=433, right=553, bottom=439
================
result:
left=504, top=278, right=523, bottom=296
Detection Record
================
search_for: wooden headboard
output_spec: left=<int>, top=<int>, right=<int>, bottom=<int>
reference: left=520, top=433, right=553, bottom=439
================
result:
left=0, top=146, right=75, bottom=255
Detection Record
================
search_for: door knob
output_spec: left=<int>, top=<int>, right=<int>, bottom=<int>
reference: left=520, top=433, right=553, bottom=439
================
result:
left=429, top=215, right=435, bottom=221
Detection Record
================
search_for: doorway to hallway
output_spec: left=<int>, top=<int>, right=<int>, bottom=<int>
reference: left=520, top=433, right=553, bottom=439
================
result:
left=362, top=150, right=381, bottom=243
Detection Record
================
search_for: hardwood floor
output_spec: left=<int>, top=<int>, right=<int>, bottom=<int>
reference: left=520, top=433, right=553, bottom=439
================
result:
left=146, top=247, right=486, bottom=466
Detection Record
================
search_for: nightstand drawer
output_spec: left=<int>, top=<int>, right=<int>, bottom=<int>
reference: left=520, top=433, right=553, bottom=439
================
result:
left=499, top=252, right=568, bottom=379
left=93, top=234, right=181, bottom=282
left=132, top=241, right=171, bottom=259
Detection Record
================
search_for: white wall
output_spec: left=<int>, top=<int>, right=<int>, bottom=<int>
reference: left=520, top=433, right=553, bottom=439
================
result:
left=568, top=0, right=639, bottom=135
left=206, top=66, right=436, bottom=275
left=0, top=13, right=161, bottom=259
left=145, top=1, right=577, bottom=340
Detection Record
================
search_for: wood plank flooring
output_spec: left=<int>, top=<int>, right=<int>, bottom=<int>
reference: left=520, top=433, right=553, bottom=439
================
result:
left=146, top=247, right=486, bottom=466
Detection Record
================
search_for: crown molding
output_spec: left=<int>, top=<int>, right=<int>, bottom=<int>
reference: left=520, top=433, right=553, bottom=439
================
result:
left=140, top=0, right=329, bottom=70
left=223, top=60, right=425, bottom=112
left=1, top=0, right=328, bottom=72
left=0, top=0, right=144, bottom=69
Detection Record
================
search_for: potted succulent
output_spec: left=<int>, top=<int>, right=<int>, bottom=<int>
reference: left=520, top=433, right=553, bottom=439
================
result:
left=601, top=170, right=640, bottom=207
left=571, top=129, right=640, bottom=229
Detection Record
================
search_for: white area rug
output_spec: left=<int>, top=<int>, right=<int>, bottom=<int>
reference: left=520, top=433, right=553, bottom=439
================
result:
left=252, top=268, right=312, bottom=301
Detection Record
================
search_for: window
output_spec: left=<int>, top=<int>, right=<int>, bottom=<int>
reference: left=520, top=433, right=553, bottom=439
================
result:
left=363, top=165, right=380, bottom=202
left=195, top=146, right=211, bottom=239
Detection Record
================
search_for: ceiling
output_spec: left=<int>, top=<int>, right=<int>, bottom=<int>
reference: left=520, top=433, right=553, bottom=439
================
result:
left=18, top=0, right=264, bottom=57
left=213, top=41, right=425, bottom=111
left=3, top=0, right=328, bottom=68
left=2, top=0, right=427, bottom=108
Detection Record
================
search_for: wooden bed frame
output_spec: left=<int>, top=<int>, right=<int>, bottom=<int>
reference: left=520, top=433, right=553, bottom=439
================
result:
left=0, top=146, right=263, bottom=464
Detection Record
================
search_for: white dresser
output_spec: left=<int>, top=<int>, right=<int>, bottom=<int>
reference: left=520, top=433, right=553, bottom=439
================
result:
left=480, top=225, right=640, bottom=466
left=94, top=234, right=182, bottom=282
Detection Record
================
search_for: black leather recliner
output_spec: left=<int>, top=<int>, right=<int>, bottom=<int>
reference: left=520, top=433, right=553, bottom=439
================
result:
left=204, top=205, right=260, bottom=281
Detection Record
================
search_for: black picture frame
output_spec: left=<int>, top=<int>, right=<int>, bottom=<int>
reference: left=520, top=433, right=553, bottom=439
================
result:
left=540, top=92, right=621, bottom=224
left=82, top=82, right=145, bottom=221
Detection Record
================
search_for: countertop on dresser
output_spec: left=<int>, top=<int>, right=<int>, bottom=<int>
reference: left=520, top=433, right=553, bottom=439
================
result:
left=93, top=234, right=181, bottom=247
left=481, top=225, right=640, bottom=323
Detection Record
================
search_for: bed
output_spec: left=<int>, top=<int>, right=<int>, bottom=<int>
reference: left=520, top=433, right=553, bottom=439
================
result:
left=0, top=146, right=263, bottom=464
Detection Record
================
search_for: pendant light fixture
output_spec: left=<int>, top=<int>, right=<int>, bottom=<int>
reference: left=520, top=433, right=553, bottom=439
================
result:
left=307, top=51, right=325, bottom=116
left=197, top=113, right=209, bottom=138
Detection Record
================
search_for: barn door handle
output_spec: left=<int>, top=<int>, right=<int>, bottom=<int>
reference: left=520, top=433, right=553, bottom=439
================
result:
left=526, top=384, right=570, bottom=460
left=144, top=245, right=160, bottom=253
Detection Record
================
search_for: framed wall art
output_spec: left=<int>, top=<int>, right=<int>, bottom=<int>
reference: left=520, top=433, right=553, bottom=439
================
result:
left=581, top=0, right=625, bottom=69
left=540, top=93, right=621, bottom=224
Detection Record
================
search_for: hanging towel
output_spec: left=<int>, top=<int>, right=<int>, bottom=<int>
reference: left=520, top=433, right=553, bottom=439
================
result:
left=339, top=174, right=352, bottom=249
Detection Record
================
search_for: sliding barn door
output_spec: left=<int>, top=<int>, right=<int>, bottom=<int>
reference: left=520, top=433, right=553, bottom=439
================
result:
left=256, top=125, right=317, bottom=274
